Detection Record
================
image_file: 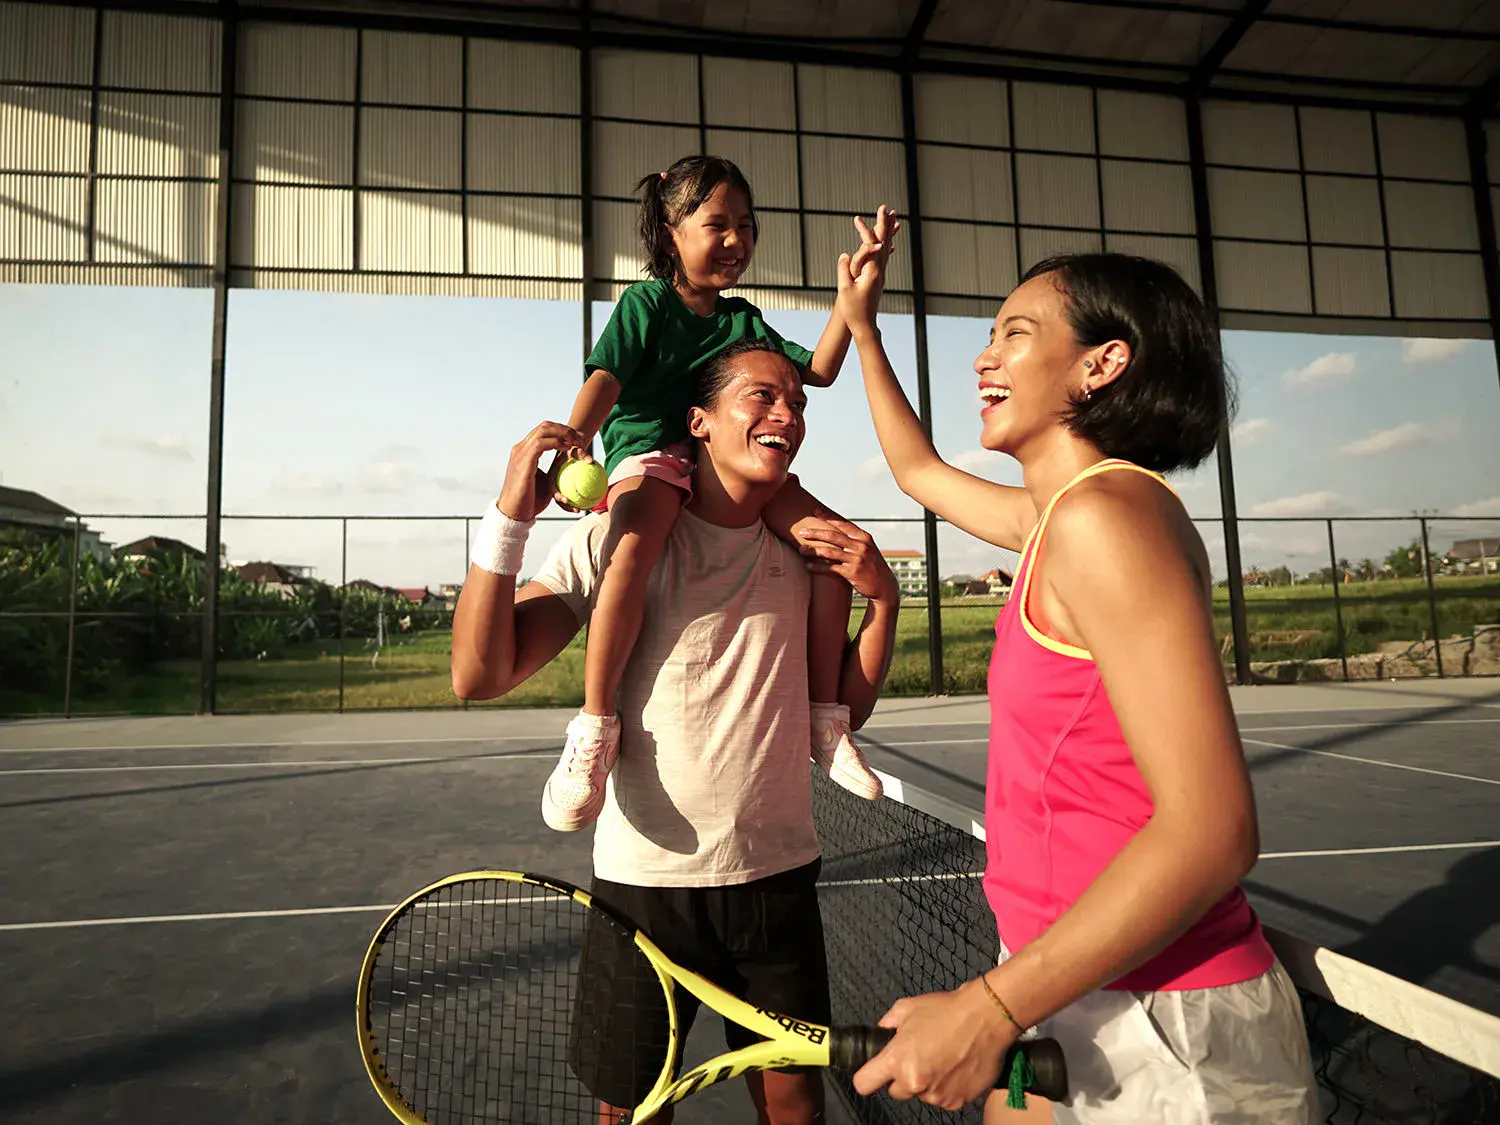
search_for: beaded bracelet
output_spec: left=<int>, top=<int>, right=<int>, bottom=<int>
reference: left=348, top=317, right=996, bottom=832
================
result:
left=979, top=971, right=1027, bottom=1034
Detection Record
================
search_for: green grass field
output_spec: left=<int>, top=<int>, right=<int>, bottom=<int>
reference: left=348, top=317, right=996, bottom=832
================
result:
left=5, top=576, right=1496, bottom=716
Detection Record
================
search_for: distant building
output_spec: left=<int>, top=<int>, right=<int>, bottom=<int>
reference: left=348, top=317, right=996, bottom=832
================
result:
left=233, top=560, right=316, bottom=598
left=114, top=535, right=206, bottom=563
left=882, top=549, right=927, bottom=598
left=0, top=485, right=111, bottom=561
left=979, top=567, right=1014, bottom=598
left=1449, top=538, right=1500, bottom=574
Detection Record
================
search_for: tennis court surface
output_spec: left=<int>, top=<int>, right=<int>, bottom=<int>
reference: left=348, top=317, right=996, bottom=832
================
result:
left=2, top=679, right=1497, bottom=1123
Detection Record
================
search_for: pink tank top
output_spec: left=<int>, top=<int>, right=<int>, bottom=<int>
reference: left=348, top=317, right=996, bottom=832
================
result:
left=982, top=459, right=1273, bottom=991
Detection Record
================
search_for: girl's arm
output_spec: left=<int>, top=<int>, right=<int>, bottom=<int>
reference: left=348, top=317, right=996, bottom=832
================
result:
left=568, top=368, right=621, bottom=446
left=835, top=210, right=1038, bottom=553
left=803, top=306, right=852, bottom=389
left=853, top=476, right=1258, bottom=1109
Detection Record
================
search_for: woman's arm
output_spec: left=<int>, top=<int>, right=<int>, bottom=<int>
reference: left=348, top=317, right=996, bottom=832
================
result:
left=853, top=475, right=1258, bottom=1108
left=835, top=210, right=1037, bottom=552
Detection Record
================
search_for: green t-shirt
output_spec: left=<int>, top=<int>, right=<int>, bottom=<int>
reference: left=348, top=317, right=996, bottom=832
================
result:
left=587, top=279, right=815, bottom=475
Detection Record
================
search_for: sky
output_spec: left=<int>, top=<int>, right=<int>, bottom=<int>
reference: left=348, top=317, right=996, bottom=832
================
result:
left=2, top=284, right=1499, bottom=589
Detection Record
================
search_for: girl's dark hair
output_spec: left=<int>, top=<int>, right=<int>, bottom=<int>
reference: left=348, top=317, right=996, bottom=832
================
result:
left=694, top=339, right=791, bottom=411
left=1021, top=253, right=1234, bottom=473
left=637, top=155, right=758, bottom=281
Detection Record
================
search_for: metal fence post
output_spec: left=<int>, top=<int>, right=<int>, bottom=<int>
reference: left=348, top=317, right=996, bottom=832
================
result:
left=339, top=516, right=348, bottom=712
left=1326, top=519, right=1349, bottom=682
left=1185, top=94, right=1251, bottom=684
left=201, top=4, right=239, bottom=715
left=1420, top=517, right=1445, bottom=677
left=63, top=517, right=82, bottom=716
left=899, top=69, right=944, bottom=695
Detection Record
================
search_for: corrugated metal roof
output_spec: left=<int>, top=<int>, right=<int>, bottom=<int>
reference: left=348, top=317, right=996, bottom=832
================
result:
left=0, top=86, right=92, bottom=174
left=362, top=29, right=463, bottom=107
left=0, top=174, right=87, bottom=261
left=95, top=179, right=217, bottom=265
left=468, top=195, right=581, bottom=277
left=235, top=100, right=355, bottom=185
left=100, top=11, right=220, bottom=93
left=0, top=1, right=93, bottom=85
left=360, top=190, right=464, bottom=273
left=1390, top=251, right=1488, bottom=319
left=468, top=40, right=578, bottom=114
left=97, top=93, right=219, bottom=179
left=1015, top=153, right=1100, bottom=230
left=1310, top=246, right=1391, bottom=318
left=230, top=184, right=353, bottom=270
left=1214, top=239, right=1312, bottom=314
left=360, top=107, right=463, bottom=191
left=468, top=114, right=579, bottom=194
left=238, top=23, right=357, bottom=101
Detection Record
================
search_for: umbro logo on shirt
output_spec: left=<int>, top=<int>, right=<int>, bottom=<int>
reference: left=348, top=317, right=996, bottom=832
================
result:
left=768, top=565, right=784, bottom=577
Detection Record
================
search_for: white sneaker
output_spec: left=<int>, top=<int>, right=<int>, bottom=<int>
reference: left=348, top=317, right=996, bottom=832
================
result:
left=811, top=702, right=882, bottom=800
left=542, top=711, right=621, bottom=831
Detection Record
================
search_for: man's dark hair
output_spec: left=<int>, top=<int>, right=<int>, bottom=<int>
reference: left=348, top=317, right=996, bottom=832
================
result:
left=1021, top=253, right=1234, bottom=473
left=637, top=155, right=758, bottom=282
left=694, top=339, right=796, bottom=411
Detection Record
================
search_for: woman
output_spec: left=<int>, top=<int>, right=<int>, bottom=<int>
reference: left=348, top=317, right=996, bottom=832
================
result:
left=842, top=212, right=1318, bottom=1124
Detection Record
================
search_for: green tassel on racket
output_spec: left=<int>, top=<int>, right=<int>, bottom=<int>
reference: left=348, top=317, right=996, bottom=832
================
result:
left=1006, top=1047, right=1034, bottom=1110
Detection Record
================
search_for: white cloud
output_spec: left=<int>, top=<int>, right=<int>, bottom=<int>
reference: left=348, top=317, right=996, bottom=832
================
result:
left=1451, top=496, right=1500, bottom=518
left=1249, top=491, right=1340, bottom=517
left=109, top=434, right=193, bottom=462
left=271, top=471, right=343, bottom=496
left=858, top=454, right=891, bottom=480
left=1337, top=422, right=1438, bottom=457
left=1230, top=417, right=1270, bottom=445
left=1283, top=352, right=1357, bottom=389
left=365, top=459, right=413, bottom=493
left=1401, top=338, right=1472, bottom=365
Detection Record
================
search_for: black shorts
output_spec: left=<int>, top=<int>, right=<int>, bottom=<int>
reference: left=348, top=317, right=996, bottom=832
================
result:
left=567, top=859, right=830, bottom=1108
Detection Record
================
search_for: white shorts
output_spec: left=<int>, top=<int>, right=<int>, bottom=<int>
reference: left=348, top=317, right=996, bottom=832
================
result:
left=1001, top=946, right=1320, bottom=1125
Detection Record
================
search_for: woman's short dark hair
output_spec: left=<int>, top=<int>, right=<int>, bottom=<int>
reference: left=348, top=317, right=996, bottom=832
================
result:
left=1021, top=253, right=1233, bottom=473
left=637, top=155, right=758, bottom=282
left=694, top=339, right=793, bottom=412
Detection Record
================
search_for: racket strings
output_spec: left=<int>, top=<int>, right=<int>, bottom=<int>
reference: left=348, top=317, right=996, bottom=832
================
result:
left=364, top=878, right=669, bottom=1123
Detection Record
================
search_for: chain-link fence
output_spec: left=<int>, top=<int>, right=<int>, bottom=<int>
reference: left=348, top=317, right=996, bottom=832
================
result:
left=3, top=511, right=1497, bottom=716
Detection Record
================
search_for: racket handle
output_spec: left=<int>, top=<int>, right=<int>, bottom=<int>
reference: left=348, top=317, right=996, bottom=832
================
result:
left=828, top=1026, right=1069, bottom=1102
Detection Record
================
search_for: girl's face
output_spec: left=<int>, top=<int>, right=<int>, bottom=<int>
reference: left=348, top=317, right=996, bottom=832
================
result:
left=668, top=182, right=755, bottom=292
left=972, top=272, right=1088, bottom=456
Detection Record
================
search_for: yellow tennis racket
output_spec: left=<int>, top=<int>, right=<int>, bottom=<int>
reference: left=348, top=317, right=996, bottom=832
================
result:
left=357, top=870, right=1067, bottom=1123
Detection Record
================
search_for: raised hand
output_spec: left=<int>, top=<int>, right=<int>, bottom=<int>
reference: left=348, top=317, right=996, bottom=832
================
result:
left=498, top=422, right=586, bottom=522
left=838, top=204, right=900, bottom=336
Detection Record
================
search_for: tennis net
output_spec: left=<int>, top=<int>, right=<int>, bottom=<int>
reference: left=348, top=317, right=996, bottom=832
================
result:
left=810, top=768, right=1500, bottom=1124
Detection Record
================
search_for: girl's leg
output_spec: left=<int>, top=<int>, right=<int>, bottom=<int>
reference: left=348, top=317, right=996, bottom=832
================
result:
left=763, top=477, right=881, bottom=800
left=762, top=476, right=850, bottom=705
left=542, top=473, right=685, bottom=832
left=586, top=474, right=685, bottom=714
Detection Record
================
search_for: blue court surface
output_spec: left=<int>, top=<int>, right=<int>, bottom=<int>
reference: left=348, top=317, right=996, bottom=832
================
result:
left=1, top=679, right=1496, bottom=1123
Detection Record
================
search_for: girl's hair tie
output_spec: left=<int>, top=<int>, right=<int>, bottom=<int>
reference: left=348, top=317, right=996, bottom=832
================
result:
left=659, top=171, right=668, bottom=180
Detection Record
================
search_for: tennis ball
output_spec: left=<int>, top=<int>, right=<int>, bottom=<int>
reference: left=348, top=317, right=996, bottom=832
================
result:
left=557, top=459, right=608, bottom=509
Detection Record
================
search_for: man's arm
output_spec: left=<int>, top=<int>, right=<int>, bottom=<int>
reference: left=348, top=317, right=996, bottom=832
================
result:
left=451, top=422, right=589, bottom=700
left=797, top=519, right=900, bottom=729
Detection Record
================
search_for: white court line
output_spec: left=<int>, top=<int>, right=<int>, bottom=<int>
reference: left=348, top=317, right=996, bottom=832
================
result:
left=1260, top=841, right=1500, bottom=860
left=0, top=903, right=396, bottom=932
left=1240, top=718, right=1500, bottom=733
left=5, top=711, right=1494, bottom=757
left=0, top=752, right=557, bottom=777
left=0, top=734, right=558, bottom=756
left=1243, top=738, right=1500, bottom=787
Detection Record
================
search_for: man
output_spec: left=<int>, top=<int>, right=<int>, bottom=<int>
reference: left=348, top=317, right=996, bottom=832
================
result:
left=451, top=340, right=901, bottom=1124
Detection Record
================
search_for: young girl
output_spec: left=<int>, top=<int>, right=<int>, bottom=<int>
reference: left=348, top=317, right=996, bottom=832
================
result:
left=538, top=155, right=884, bottom=832
left=841, top=229, right=1317, bottom=1123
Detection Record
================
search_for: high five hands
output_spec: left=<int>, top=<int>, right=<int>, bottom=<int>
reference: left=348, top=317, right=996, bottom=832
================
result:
left=838, top=204, right=901, bottom=337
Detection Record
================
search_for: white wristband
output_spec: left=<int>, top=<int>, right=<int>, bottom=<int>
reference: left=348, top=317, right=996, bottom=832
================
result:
left=470, top=502, right=535, bottom=575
